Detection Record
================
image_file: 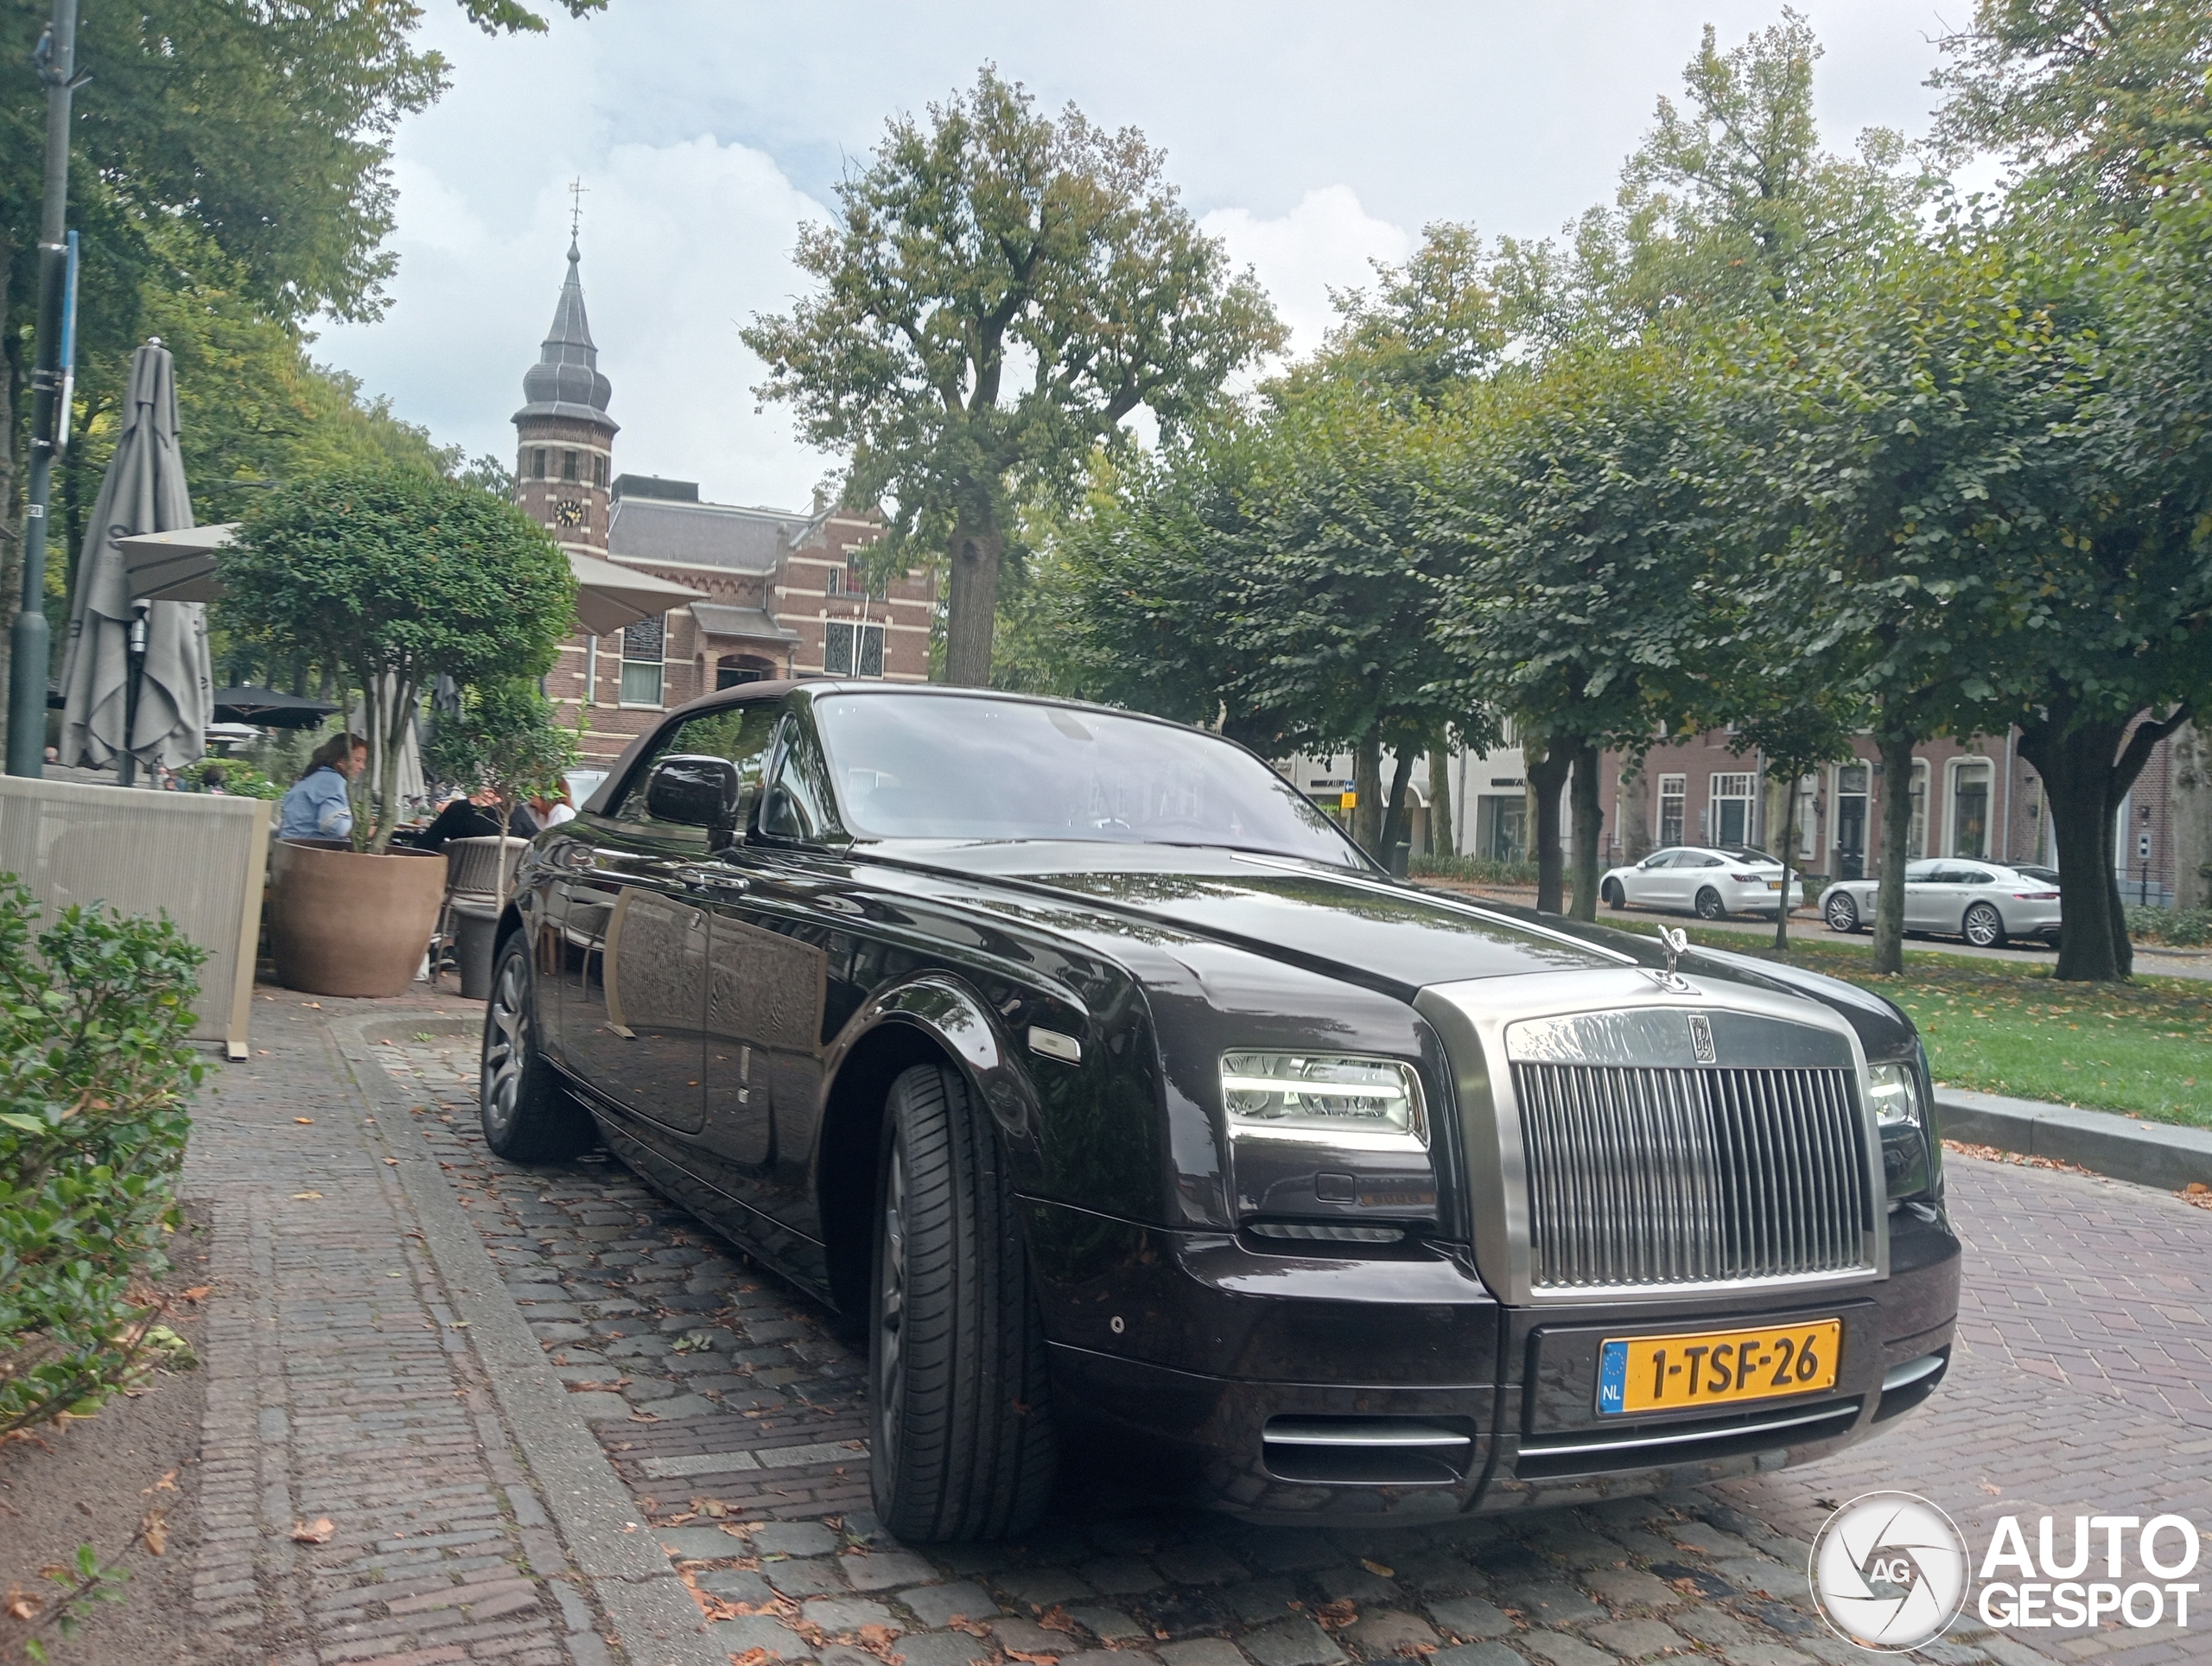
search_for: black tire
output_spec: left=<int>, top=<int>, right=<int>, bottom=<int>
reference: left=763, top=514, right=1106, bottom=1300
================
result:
left=1602, top=879, right=1625, bottom=910
left=1694, top=887, right=1726, bottom=921
left=480, top=936, right=594, bottom=1162
left=1826, top=893, right=1861, bottom=933
left=1962, top=901, right=2007, bottom=949
left=870, top=1062, right=1057, bottom=1542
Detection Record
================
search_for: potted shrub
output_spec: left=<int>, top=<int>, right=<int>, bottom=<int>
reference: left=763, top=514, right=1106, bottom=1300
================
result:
left=219, top=467, right=574, bottom=996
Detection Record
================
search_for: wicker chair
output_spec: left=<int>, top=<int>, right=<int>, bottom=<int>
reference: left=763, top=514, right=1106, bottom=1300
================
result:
left=431, top=836, right=530, bottom=981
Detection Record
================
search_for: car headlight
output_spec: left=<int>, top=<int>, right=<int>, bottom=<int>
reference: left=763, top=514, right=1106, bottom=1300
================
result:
left=1220, top=1052, right=1427, bottom=1149
left=1867, top=1059, right=1936, bottom=1201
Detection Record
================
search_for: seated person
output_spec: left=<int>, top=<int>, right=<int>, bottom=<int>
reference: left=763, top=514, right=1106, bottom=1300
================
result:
left=417, top=786, right=540, bottom=850
left=277, top=734, right=368, bottom=841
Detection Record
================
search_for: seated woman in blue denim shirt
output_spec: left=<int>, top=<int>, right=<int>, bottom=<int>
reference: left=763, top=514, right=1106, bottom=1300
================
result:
left=277, top=733, right=368, bottom=841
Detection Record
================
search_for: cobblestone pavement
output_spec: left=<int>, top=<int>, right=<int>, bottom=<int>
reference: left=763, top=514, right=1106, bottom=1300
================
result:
left=331, top=1014, right=2208, bottom=1666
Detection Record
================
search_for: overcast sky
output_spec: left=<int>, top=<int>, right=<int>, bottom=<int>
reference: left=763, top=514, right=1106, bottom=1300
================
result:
left=314, top=0, right=1967, bottom=512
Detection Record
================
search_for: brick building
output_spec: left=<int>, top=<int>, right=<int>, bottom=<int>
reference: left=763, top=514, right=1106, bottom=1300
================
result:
left=511, top=238, right=932, bottom=766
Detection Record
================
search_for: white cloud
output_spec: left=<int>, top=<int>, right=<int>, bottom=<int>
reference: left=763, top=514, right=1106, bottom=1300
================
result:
left=315, top=133, right=834, bottom=510
left=1202, top=187, right=1414, bottom=364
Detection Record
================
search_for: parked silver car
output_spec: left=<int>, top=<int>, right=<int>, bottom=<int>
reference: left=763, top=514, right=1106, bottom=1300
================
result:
left=1599, top=844, right=1805, bottom=920
left=1820, top=860, right=2063, bottom=947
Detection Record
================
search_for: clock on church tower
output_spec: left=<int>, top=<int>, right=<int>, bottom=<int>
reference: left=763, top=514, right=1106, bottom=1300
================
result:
left=553, top=498, right=586, bottom=529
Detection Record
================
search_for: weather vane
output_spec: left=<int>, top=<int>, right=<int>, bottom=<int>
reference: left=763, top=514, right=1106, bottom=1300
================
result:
left=568, top=177, right=588, bottom=240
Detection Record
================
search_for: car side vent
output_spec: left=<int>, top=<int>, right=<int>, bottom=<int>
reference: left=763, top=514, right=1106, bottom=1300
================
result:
left=1261, top=1416, right=1473, bottom=1485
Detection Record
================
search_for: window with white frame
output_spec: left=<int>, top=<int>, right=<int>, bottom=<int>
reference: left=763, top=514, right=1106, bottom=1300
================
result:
left=1908, top=759, right=1929, bottom=859
left=823, top=620, right=884, bottom=677
left=1657, top=774, right=1686, bottom=846
left=1710, top=772, right=1755, bottom=847
left=620, top=616, right=666, bottom=706
left=1796, top=776, right=1819, bottom=858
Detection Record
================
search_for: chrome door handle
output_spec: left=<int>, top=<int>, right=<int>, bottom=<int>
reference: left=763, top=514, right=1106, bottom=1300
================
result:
left=674, top=866, right=750, bottom=893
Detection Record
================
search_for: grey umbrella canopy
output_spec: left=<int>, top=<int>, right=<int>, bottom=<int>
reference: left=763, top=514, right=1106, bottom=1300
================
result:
left=59, top=340, right=213, bottom=773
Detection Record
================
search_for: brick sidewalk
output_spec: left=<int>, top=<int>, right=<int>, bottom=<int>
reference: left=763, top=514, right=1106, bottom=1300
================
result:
left=180, top=991, right=708, bottom=1666
left=194, top=995, right=2212, bottom=1663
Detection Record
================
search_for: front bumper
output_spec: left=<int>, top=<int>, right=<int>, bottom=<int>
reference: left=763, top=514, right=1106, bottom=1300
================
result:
left=1027, top=1200, right=1961, bottom=1522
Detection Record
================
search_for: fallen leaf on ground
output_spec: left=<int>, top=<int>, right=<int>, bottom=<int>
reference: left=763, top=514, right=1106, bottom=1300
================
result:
left=292, top=1191, right=323, bottom=1200
left=143, top=1509, right=168, bottom=1556
left=1360, top=1559, right=1394, bottom=1578
left=1038, top=1607, right=1077, bottom=1632
left=731, top=1651, right=772, bottom=1666
left=1006, top=1652, right=1058, bottom=1664
left=4, top=1591, right=35, bottom=1620
left=1980, top=1481, right=2002, bottom=1495
left=384, top=1158, right=398, bottom=1166
left=290, top=1517, right=335, bottom=1544
left=294, top=1116, right=313, bottom=1124
left=179, top=1287, right=212, bottom=1303
left=1316, top=1599, right=1357, bottom=1626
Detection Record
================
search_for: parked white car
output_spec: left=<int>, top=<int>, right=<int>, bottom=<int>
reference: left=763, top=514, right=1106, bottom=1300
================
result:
left=1599, top=845, right=1806, bottom=920
left=1819, top=860, right=2063, bottom=948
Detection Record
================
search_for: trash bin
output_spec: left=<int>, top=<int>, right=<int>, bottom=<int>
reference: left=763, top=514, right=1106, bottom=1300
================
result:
left=451, top=899, right=503, bottom=1001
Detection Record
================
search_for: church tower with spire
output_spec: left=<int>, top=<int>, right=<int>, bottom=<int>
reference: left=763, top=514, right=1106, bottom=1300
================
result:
left=512, top=236, right=617, bottom=556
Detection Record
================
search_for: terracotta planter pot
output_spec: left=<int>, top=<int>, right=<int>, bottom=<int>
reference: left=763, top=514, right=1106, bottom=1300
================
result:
left=269, top=839, right=447, bottom=998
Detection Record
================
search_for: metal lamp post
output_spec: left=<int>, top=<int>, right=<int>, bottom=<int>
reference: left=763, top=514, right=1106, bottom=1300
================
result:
left=4, top=0, right=84, bottom=777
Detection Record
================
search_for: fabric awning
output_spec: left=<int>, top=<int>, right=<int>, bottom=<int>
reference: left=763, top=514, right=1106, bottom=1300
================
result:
left=569, top=550, right=709, bottom=637
left=120, top=522, right=238, bottom=603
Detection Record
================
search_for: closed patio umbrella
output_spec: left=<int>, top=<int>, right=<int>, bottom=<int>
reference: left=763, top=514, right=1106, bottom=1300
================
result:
left=58, top=340, right=213, bottom=778
left=210, top=686, right=339, bottom=728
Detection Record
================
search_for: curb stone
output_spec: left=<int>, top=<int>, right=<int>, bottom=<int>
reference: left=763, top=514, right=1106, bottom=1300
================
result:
left=334, top=1012, right=729, bottom=1666
left=1936, top=1087, right=2212, bottom=1190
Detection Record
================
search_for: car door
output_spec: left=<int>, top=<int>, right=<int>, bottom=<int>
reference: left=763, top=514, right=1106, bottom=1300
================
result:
left=1626, top=850, right=1675, bottom=906
left=700, top=705, right=845, bottom=1232
left=1900, top=860, right=1945, bottom=930
left=548, top=722, right=733, bottom=1136
left=1947, top=867, right=1996, bottom=936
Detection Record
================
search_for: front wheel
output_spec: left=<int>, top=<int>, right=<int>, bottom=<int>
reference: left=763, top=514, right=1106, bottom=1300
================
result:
left=871, top=1063, right=1057, bottom=1542
left=1962, top=902, right=2007, bottom=949
left=1825, top=893, right=1862, bottom=933
left=480, top=937, right=595, bottom=1162
left=1602, top=879, right=1625, bottom=910
left=1694, top=887, right=1726, bottom=921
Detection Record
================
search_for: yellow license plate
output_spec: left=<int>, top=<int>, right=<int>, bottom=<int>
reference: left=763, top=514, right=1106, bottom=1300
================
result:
left=1597, top=1320, right=1841, bottom=1415
left=1766, top=881, right=1783, bottom=890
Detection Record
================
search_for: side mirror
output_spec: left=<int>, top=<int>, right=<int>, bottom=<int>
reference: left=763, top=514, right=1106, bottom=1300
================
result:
left=645, top=754, right=743, bottom=838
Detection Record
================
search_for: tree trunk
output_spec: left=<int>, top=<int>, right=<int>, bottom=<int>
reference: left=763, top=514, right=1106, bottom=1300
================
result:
left=1529, top=741, right=1571, bottom=914
left=1773, top=776, right=1799, bottom=952
left=1379, top=746, right=1416, bottom=872
left=1351, top=729, right=1382, bottom=855
left=2019, top=708, right=2145, bottom=982
left=942, top=511, right=1005, bottom=688
left=1427, top=739, right=1454, bottom=858
left=1872, top=728, right=1916, bottom=975
left=0, top=255, right=20, bottom=766
left=1568, top=740, right=1603, bottom=922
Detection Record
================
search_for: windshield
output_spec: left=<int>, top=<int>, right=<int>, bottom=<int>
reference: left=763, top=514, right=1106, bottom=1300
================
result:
left=812, top=693, right=1365, bottom=868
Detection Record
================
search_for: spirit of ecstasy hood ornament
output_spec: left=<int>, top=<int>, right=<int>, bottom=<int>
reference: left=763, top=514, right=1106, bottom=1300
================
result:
left=1649, top=925, right=1696, bottom=995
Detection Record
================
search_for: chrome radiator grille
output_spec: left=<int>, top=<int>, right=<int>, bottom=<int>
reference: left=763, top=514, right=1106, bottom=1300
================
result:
left=1513, top=1062, right=1873, bottom=1292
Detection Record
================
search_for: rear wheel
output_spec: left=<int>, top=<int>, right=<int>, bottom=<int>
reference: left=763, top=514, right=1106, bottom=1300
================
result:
left=480, top=938, right=594, bottom=1162
left=1962, top=902, right=2007, bottom=949
left=1694, top=887, right=1726, bottom=921
left=1825, top=893, right=1861, bottom=933
left=871, top=1063, right=1057, bottom=1542
left=1602, top=879, right=1625, bottom=910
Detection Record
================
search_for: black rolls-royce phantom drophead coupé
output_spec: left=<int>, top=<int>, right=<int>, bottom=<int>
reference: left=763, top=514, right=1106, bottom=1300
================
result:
left=478, top=681, right=1959, bottom=1540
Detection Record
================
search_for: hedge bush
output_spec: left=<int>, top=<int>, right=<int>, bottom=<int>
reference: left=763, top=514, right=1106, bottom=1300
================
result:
left=1409, top=854, right=1542, bottom=887
left=2126, top=905, right=2212, bottom=948
left=0, top=878, right=207, bottom=1438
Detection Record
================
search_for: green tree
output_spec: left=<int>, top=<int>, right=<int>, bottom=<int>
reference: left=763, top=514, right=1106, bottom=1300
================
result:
left=423, top=678, right=580, bottom=839
left=218, top=468, right=575, bottom=852
left=1726, top=233, right=2084, bottom=973
left=1932, top=0, right=2212, bottom=220
left=742, top=66, right=1283, bottom=689
left=1433, top=341, right=1723, bottom=919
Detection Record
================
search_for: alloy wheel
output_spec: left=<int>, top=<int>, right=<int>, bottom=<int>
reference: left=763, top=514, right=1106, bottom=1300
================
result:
left=482, top=952, right=528, bottom=1142
left=876, top=1143, right=908, bottom=1472
left=1964, top=903, right=2004, bottom=948
left=1827, top=896, right=1858, bottom=932
left=1695, top=888, right=1725, bottom=920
